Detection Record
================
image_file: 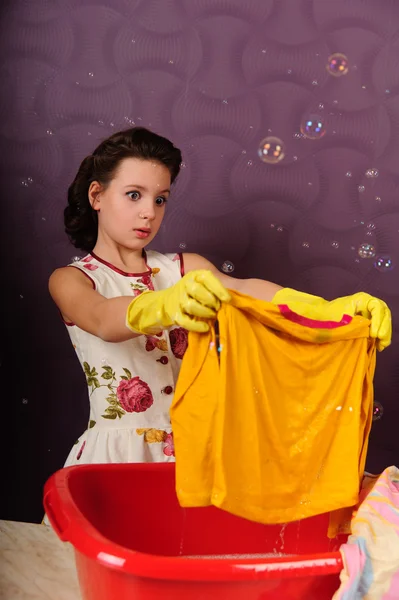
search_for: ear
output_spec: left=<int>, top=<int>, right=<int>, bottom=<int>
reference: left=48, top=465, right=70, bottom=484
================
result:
left=88, top=181, right=103, bottom=211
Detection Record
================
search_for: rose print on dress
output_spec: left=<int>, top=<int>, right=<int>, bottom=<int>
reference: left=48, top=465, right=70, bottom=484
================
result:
left=117, top=377, right=153, bottom=413
left=145, top=335, right=168, bottom=352
left=169, top=328, right=188, bottom=359
left=136, top=428, right=167, bottom=443
left=163, top=432, right=175, bottom=457
left=76, top=440, right=86, bottom=460
left=83, top=362, right=153, bottom=420
left=136, top=428, right=175, bottom=456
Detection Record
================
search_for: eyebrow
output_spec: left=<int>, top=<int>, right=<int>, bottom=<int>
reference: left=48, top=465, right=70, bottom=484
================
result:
left=124, top=184, right=170, bottom=194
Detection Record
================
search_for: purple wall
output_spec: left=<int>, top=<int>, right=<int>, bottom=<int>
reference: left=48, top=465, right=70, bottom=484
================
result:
left=1, top=0, right=398, bottom=522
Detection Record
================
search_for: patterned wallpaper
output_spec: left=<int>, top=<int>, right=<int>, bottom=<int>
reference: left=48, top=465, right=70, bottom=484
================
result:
left=1, top=0, right=398, bottom=522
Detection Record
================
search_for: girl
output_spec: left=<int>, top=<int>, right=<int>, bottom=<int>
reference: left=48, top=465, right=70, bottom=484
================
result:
left=49, top=127, right=391, bottom=467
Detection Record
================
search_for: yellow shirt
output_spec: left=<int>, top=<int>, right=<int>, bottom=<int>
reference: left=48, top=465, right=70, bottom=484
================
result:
left=171, top=290, right=376, bottom=537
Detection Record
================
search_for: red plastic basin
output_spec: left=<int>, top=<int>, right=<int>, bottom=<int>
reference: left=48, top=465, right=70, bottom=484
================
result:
left=43, top=463, right=346, bottom=600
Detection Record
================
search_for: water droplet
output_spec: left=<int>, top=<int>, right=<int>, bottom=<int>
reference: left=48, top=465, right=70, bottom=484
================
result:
left=358, top=185, right=365, bottom=193
left=331, top=241, right=339, bottom=249
left=365, top=168, right=379, bottom=179
left=300, top=114, right=326, bottom=140
left=222, top=260, right=235, bottom=274
left=346, top=171, right=352, bottom=178
left=372, top=401, right=384, bottom=421
left=358, top=243, right=376, bottom=259
left=326, top=53, right=349, bottom=77
left=22, top=398, right=28, bottom=404
left=258, top=136, right=285, bottom=164
left=374, top=255, right=393, bottom=273
left=179, top=242, right=187, bottom=249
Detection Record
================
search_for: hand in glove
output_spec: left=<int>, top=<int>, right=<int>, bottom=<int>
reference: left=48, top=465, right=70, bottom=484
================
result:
left=126, top=270, right=231, bottom=335
left=272, top=288, right=391, bottom=351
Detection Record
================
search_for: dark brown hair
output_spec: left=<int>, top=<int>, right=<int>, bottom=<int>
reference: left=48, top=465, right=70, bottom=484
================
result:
left=64, top=127, right=182, bottom=252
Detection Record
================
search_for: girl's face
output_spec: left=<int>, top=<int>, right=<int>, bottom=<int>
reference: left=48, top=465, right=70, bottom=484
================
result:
left=90, top=157, right=171, bottom=250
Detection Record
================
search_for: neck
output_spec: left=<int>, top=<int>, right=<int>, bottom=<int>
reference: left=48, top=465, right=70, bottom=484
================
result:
left=92, top=237, right=147, bottom=272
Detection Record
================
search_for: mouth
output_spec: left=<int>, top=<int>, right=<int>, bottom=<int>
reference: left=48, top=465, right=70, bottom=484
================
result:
left=134, top=228, right=151, bottom=239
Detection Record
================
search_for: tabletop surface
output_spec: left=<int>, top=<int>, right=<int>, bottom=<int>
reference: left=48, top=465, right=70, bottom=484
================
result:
left=0, top=520, right=80, bottom=600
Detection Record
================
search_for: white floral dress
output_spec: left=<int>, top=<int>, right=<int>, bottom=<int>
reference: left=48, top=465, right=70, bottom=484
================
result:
left=62, top=250, right=187, bottom=466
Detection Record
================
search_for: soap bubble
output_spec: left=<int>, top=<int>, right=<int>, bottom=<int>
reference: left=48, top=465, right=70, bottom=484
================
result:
left=326, top=53, right=349, bottom=77
left=372, top=401, right=384, bottom=421
left=258, top=136, right=285, bottom=164
left=71, top=256, right=81, bottom=263
left=358, top=243, right=376, bottom=259
left=331, top=241, right=339, bottom=249
left=358, top=185, right=365, bottom=193
left=179, top=242, right=187, bottom=249
left=222, top=260, right=235, bottom=273
left=365, top=168, right=379, bottom=179
left=300, top=114, right=326, bottom=140
left=374, top=255, right=393, bottom=272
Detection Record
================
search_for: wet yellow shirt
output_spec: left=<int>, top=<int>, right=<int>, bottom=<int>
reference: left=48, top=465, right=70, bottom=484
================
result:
left=171, top=291, right=376, bottom=537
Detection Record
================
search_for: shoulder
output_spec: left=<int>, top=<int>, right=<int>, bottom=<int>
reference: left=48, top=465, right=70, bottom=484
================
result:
left=182, top=253, right=216, bottom=274
left=48, top=265, right=94, bottom=296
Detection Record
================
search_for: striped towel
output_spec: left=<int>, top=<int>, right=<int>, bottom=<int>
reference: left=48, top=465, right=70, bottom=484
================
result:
left=333, top=466, right=399, bottom=600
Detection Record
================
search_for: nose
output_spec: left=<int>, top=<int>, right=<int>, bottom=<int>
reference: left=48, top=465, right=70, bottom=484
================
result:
left=139, top=201, right=156, bottom=221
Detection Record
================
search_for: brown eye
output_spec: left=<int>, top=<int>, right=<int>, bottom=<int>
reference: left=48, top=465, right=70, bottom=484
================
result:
left=127, top=191, right=140, bottom=200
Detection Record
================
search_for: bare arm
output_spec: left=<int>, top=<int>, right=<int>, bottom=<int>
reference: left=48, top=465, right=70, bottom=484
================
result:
left=183, top=254, right=283, bottom=302
left=48, top=267, right=141, bottom=343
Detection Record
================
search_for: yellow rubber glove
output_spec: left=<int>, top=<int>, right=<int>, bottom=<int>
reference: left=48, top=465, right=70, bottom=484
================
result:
left=272, top=288, right=391, bottom=351
left=126, top=270, right=231, bottom=335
